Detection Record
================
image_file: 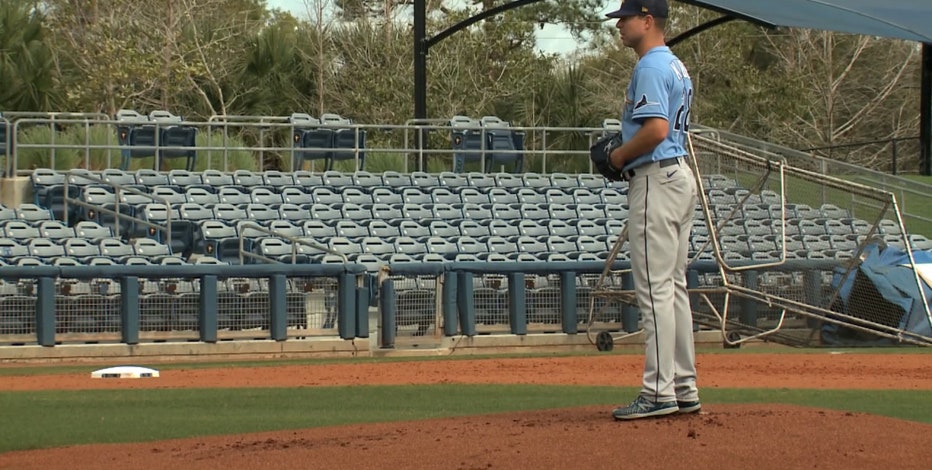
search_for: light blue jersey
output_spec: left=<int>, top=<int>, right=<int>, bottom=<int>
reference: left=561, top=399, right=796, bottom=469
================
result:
left=620, top=46, right=693, bottom=172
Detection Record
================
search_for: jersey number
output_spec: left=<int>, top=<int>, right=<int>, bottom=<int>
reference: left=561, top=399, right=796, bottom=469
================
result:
left=673, top=88, right=692, bottom=133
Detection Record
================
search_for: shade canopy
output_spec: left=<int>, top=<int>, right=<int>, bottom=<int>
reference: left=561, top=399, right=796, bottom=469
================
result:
left=679, top=0, right=932, bottom=43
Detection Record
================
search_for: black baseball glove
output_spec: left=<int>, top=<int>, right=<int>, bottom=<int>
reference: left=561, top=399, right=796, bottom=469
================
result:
left=589, top=134, right=624, bottom=182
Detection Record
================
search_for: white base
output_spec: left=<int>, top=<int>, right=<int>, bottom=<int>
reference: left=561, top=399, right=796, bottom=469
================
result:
left=90, top=366, right=160, bottom=379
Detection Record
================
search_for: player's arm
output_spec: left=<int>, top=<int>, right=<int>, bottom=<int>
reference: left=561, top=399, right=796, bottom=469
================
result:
left=609, top=117, right=668, bottom=169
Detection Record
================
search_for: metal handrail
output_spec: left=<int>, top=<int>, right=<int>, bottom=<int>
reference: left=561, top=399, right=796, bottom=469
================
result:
left=62, top=169, right=173, bottom=246
left=236, top=221, right=348, bottom=265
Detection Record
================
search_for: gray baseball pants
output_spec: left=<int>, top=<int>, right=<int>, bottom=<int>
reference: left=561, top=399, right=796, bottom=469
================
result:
left=625, top=158, right=699, bottom=404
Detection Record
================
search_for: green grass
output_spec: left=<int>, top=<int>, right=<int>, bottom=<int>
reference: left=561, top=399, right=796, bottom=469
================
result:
left=1, top=385, right=930, bottom=452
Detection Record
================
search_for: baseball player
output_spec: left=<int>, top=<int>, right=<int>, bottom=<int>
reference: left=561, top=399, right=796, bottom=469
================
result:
left=594, top=0, right=701, bottom=420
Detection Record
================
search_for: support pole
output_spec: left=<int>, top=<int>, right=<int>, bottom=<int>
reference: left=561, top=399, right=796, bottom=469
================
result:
left=921, top=43, right=931, bottom=176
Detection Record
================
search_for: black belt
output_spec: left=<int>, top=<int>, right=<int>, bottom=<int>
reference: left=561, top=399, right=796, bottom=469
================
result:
left=622, top=157, right=683, bottom=181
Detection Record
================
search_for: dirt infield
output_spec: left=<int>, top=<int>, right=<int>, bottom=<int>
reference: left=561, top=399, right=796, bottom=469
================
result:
left=1, top=352, right=931, bottom=469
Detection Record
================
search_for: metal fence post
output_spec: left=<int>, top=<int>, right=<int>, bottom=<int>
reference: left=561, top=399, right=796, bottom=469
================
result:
left=442, top=271, right=459, bottom=336
left=560, top=271, right=577, bottom=334
left=379, top=279, right=396, bottom=348
left=457, top=271, right=476, bottom=337
left=355, top=287, right=370, bottom=338
left=120, top=276, right=140, bottom=345
left=338, top=272, right=356, bottom=340
left=687, top=269, right=701, bottom=332
left=199, top=275, right=218, bottom=343
left=739, top=270, right=759, bottom=327
left=269, top=274, right=287, bottom=341
left=35, top=277, right=56, bottom=347
left=508, top=272, right=527, bottom=335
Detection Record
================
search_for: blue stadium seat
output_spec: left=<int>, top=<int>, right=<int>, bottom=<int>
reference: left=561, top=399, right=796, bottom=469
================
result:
left=430, top=187, right=459, bottom=205
left=74, top=221, right=113, bottom=240
left=38, top=221, right=75, bottom=241
left=461, top=203, right=492, bottom=220
left=185, top=187, right=219, bottom=205
left=278, top=203, right=310, bottom=222
left=517, top=220, right=548, bottom=238
left=428, top=220, right=459, bottom=238
left=371, top=187, right=402, bottom=205
left=519, top=203, right=549, bottom=220
left=117, top=110, right=197, bottom=171
left=0, top=238, right=29, bottom=259
left=409, top=171, right=439, bottom=188
left=321, top=113, right=366, bottom=171
left=311, top=187, right=343, bottom=205
left=98, top=238, right=135, bottom=259
left=577, top=174, right=606, bottom=189
left=30, top=169, right=80, bottom=221
left=263, top=170, right=294, bottom=187
left=62, top=238, right=101, bottom=260
left=28, top=238, right=65, bottom=259
left=15, top=203, right=52, bottom=222
left=521, top=173, right=549, bottom=189
left=292, top=170, right=323, bottom=187
left=194, top=220, right=241, bottom=261
left=398, top=221, right=430, bottom=239
left=201, top=169, right=233, bottom=188
left=487, top=219, right=519, bottom=238
left=341, top=187, right=373, bottom=205
left=487, top=188, right=518, bottom=205
left=2, top=220, right=39, bottom=241
left=548, top=203, right=576, bottom=220
left=370, top=203, right=403, bottom=221
left=458, top=220, right=491, bottom=238
left=426, top=236, right=458, bottom=259
left=439, top=171, right=468, bottom=188
left=134, top=169, right=169, bottom=187
left=491, top=203, right=520, bottom=220
left=291, top=113, right=332, bottom=171
left=334, top=220, right=368, bottom=239
left=449, top=116, right=485, bottom=173
left=399, top=188, right=428, bottom=205
left=545, top=188, right=574, bottom=205
left=545, top=220, right=577, bottom=237
left=382, top=171, right=412, bottom=188
left=212, top=203, right=248, bottom=221
left=308, top=203, right=341, bottom=222
left=430, top=203, right=461, bottom=220
left=401, top=203, right=432, bottom=220
left=353, top=171, right=383, bottom=187
left=151, top=186, right=187, bottom=206
left=322, top=170, right=354, bottom=187
left=303, top=220, right=337, bottom=239
left=366, top=219, right=400, bottom=238
left=493, top=173, right=523, bottom=189
left=281, top=187, right=313, bottom=206
left=250, top=187, right=283, bottom=206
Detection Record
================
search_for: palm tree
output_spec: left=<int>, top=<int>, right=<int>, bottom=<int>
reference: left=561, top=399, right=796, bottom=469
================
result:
left=0, top=1, right=60, bottom=111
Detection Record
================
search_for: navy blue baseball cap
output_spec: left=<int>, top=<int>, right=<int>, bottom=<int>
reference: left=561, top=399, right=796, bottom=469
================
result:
left=605, top=0, right=669, bottom=18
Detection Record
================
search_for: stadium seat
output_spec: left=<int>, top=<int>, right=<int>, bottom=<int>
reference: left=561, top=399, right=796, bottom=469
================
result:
left=292, top=170, right=323, bottom=187
left=353, top=171, right=384, bottom=187
left=487, top=219, right=519, bottom=238
left=311, top=187, right=343, bottom=205
left=335, top=220, right=369, bottom=239
left=428, top=220, right=459, bottom=238
left=322, top=113, right=366, bottom=171
left=30, top=168, right=80, bottom=221
left=341, top=187, right=373, bottom=205
left=74, top=221, right=113, bottom=240
left=322, top=170, right=354, bottom=187
left=371, top=187, right=402, bottom=205
left=487, top=188, right=519, bottom=205
left=185, top=187, right=219, bottom=205
left=134, top=169, right=169, bottom=187
left=430, top=187, right=460, bottom=205
left=38, top=221, right=75, bottom=240
left=366, top=220, right=400, bottom=238
left=439, top=171, right=468, bottom=188
left=409, top=171, right=438, bottom=188
left=398, top=221, right=430, bottom=239
left=263, top=170, right=294, bottom=187
left=250, top=187, right=283, bottom=206
left=370, top=203, right=403, bottom=221
left=303, top=220, right=337, bottom=239
left=382, top=171, right=412, bottom=188
left=2, top=221, right=40, bottom=241
left=117, top=110, right=197, bottom=171
left=15, top=204, right=52, bottom=223
left=281, top=187, right=313, bottom=206
left=27, top=238, right=65, bottom=259
left=308, top=203, right=341, bottom=222
left=461, top=203, right=492, bottom=221
left=291, top=113, right=333, bottom=171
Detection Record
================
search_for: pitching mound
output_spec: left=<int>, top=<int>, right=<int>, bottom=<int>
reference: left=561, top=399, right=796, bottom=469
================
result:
left=2, top=404, right=929, bottom=470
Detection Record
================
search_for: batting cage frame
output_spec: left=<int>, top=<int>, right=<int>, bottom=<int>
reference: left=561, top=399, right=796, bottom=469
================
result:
left=587, top=131, right=932, bottom=348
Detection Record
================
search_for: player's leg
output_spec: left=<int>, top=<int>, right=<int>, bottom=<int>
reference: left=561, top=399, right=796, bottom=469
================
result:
left=629, top=174, right=679, bottom=403
left=673, top=165, right=700, bottom=409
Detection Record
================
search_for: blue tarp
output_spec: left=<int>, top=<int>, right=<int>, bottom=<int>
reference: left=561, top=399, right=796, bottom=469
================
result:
left=682, top=1, right=932, bottom=43
left=827, top=241, right=932, bottom=345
